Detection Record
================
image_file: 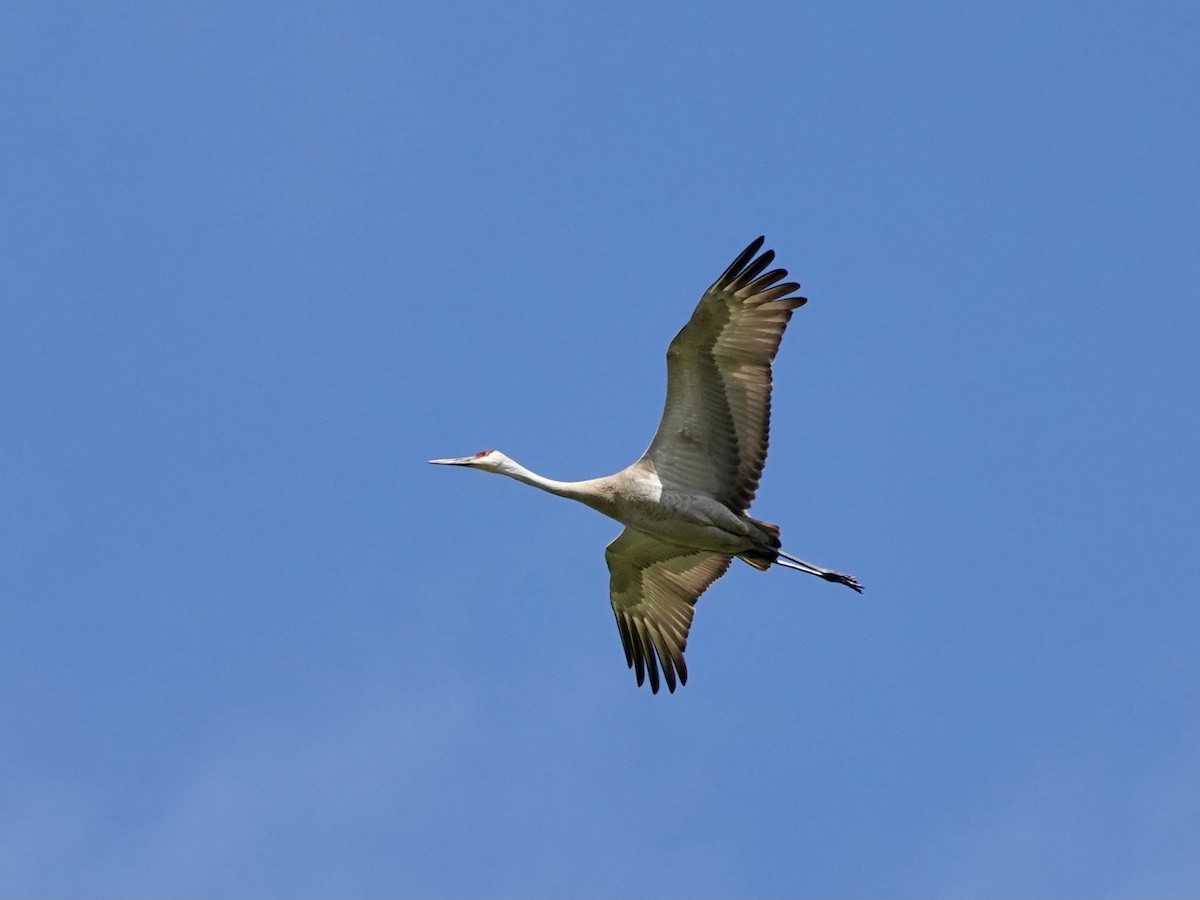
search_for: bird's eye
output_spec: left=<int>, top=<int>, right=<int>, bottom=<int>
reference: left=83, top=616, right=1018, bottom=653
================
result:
left=475, top=449, right=493, bottom=458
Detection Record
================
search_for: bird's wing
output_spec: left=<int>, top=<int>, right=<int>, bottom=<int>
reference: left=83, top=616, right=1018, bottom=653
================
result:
left=643, top=237, right=806, bottom=513
left=605, top=528, right=732, bottom=694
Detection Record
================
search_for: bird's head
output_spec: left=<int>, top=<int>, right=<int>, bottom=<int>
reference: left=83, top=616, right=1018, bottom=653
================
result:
left=428, top=449, right=511, bottom=473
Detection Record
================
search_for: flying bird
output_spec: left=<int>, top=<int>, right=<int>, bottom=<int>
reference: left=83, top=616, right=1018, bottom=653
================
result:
left=430, top=237, right=862, bottom=693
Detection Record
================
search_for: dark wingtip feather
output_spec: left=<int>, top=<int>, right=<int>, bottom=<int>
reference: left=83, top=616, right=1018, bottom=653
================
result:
left=649, top=626, right=678, bottom=694
left=633, top=620, right=661, bottom=694
left=744, top=268, right=789, bottom=293
left=615, top=614, right=635, bottom=668
left=752, top=282, right=803, bottom=305
left=631, top=634, right=646, bottom=685
left=644, top=642, right=660, bottom=695
left=729, top=250, right=777, bottom=291
left=717, top=237, right=766, bottom=286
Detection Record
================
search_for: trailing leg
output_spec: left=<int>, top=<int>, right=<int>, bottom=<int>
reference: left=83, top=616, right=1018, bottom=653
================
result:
left=775, top=550, right=864, bottom=593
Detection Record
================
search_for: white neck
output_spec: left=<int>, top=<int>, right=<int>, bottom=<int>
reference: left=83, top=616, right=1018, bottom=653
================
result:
left=499, top=458, right=607, bottom=506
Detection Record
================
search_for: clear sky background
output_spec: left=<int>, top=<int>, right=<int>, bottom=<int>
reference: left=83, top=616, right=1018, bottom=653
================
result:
left=2, top=3, right=1197, bottom=898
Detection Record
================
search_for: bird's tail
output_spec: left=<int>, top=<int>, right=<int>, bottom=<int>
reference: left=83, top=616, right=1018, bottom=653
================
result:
left=737, top=518, right=782, bottom=571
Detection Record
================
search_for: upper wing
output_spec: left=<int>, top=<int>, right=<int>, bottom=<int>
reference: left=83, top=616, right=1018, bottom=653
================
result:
left=644, top=237, right=806, bottom=513
left=605, top=528, right=732, bottom=694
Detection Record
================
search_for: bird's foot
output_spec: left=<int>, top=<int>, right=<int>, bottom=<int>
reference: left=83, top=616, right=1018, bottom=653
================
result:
left=822, top=570, right=864, bottom=593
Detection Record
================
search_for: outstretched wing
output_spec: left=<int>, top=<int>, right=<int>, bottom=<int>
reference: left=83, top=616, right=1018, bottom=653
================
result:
left=644, top=237, right=806, bottom=514
left=605, top=528, right=733, bottom=694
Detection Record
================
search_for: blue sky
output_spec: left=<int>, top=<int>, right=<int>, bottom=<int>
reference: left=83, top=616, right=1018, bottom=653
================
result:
left=2, top=2, right=1197, bottom=897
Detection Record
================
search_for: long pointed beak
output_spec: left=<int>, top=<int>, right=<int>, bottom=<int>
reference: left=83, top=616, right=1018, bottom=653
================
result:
left=428, top=456, right=478, bottom=466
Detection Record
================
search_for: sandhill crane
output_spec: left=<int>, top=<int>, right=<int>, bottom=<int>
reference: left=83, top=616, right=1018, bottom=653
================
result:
left=430, top=237, right=862, bottom=693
